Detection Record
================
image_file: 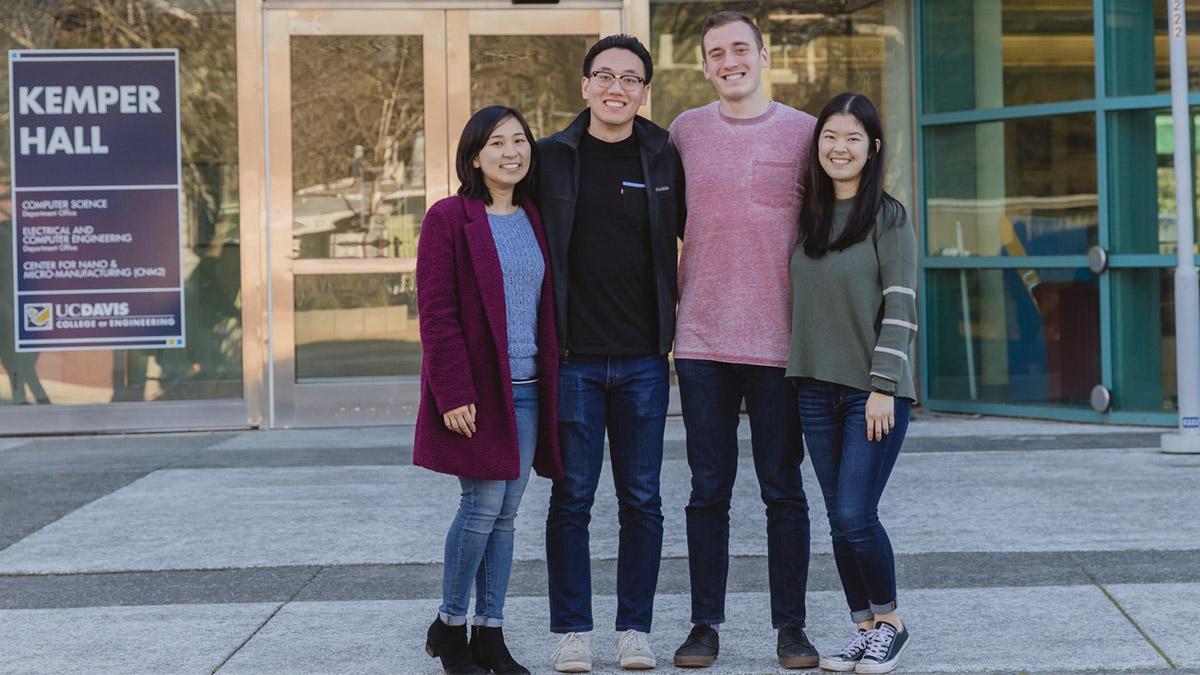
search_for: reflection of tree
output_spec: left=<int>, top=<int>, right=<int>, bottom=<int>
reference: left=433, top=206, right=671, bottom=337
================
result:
left=649, top=0, right=890, bottom=126
left=295, top=275, right=388, bottom=311
left=1, top=0, right=239, bottom=241
left=0, top=0, right=243, bottom=400
left=0, top=214, right=50, bottom=405
left=469, top=35, right=590, bottom=139
left=291, top=36, right=425, bottom=190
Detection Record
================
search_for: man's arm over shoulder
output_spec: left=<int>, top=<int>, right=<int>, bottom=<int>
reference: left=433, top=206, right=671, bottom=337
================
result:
left=536, top=133, right=560, bottom=175
left=667, top=107, right=701, bottom=156
left=665, top=136, right=686, bottom=239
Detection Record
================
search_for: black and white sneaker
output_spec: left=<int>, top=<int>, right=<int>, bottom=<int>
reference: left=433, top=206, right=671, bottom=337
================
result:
left=819, top=629, right=871, bottom=672
left=854, top=621, right=908, bottom=674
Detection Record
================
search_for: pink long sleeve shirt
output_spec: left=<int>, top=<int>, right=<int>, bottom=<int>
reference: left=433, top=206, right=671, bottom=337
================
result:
left=669, top=101, right=816, bottom=367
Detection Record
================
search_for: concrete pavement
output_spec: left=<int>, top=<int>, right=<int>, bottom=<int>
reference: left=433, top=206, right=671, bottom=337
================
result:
left=0, top=412, right=1195, bottom=674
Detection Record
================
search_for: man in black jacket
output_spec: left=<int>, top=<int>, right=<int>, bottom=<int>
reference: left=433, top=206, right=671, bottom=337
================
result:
left=537, top=34, right=684, bottom=673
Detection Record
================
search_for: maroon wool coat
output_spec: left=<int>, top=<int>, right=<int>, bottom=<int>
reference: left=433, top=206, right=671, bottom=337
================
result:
left=413, top=195, right=562, bottom=481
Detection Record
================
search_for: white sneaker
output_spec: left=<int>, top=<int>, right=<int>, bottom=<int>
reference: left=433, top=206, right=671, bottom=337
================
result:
left=616, top=629, right=656, bottom=670
left=553, top=632, right=594, bottom=673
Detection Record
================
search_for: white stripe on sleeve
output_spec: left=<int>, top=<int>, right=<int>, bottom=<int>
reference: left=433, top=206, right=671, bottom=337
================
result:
left=874, top=346, right=909, bottom=361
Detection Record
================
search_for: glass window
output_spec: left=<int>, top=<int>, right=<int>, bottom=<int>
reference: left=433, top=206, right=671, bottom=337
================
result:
left=925, top=114, right=1098, bottom=257
left=922, top=0, right=1094, bottom=114
left=1105, top=0, right=1200, bottom=97
left=1111, top=268, right=1175, bottom=412
left=925, top=267, right=1101, bottom=407
left=649, top=0, right=915, bottom=209
left=1109, top=108, right=1200, bottom=255
left=0, top=0, right=241, bottom=405
left=470, top=35, right=592, bottom=139
left=294, top=273, right=419, bottom=381
left=291, top=36, right=424, bottom=261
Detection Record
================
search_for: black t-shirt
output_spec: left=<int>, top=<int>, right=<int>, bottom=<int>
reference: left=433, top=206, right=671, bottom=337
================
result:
left=566, top=131, right=657, bottom=355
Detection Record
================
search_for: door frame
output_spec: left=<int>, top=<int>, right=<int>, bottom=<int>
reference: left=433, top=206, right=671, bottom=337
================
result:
left=262, top=6, right=619, bottom=428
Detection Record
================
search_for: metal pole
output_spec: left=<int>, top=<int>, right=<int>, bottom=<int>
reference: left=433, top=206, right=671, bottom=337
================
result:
left=1164, top=0, right=1200, bottom=453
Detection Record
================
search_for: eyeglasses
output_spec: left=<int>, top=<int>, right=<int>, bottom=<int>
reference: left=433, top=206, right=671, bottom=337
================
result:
left=588, top=70, right=646, bottom=91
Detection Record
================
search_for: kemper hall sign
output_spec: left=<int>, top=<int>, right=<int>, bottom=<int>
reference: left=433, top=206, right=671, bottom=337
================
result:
left=8, top=49, right=185, bottom=352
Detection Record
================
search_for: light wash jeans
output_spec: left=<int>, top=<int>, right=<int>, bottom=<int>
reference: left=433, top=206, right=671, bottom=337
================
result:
left=438, top=381, right=537, bottom=627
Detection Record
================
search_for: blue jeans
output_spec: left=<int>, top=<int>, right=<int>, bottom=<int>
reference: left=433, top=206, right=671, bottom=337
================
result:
left=546, top=355, right=668, bottom=633
left=675, top=358, right=810, bottom=629
left=439, top=382, right=538, bottom=627
left=796, top=379, right=909, bottom=623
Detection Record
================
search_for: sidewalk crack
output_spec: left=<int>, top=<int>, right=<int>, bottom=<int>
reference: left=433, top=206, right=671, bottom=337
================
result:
left=210, top=565, right=325, bottom=673
left=1068, top=553, right=1176, bottom=669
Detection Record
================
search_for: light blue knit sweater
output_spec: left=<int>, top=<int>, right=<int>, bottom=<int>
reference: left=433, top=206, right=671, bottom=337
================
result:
left=487, top=207, right=544, bottom=380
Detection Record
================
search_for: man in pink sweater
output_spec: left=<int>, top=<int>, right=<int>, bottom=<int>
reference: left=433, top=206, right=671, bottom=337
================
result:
left=667, top=11, right=819, bottom=671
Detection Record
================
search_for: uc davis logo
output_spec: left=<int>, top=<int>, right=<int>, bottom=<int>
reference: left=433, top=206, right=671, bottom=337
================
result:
left=23, top=303, right=52, bottom=331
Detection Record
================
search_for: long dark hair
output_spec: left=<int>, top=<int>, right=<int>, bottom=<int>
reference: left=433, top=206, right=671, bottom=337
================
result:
left=456, top=105, right=537, bottom=206
left=798, top=93, right=903, bottom=258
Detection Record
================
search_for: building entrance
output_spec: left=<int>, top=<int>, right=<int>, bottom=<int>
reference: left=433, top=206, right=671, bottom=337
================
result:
left=264, top=7, right=619, bottom=428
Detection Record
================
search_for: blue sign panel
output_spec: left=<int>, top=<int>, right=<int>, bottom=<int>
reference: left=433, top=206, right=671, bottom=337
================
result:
left=9, top=49, right=184, bottom=351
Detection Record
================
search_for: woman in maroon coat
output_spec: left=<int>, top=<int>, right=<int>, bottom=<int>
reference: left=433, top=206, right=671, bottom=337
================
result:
left=417, top=106, right=561, bottom=675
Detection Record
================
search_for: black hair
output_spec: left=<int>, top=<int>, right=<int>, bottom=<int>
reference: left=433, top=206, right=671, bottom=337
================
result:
left=701, top=11, right=764, bottom=54
left=798, top=92, right=904, bottom=258
left=582, top=34, right=653, bottom=85
left=455, top=105, right=537, bottom=206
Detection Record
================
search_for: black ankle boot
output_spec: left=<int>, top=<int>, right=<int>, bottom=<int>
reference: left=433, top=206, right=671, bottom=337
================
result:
left=470, top=625, right=530, bottom=675
left=426, top=617, right=487, bottom=674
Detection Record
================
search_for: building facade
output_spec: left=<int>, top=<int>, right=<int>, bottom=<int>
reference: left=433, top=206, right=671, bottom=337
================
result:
left=0, top=0, right=1194, bottom=432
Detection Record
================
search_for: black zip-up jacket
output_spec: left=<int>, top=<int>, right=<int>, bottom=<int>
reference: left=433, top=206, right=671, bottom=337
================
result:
left=536, top=109, right=686, bottom=358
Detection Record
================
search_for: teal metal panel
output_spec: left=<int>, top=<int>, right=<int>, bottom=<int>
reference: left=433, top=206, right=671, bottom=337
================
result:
left=915, top=0, right=931, bottom=405
left=1108, top=254, right=1179, bottom=267
left=920, top=100, right=1098, bottom=127
left=920, top=398, right=1176, bottom=426
left=1105, top=94, right=1172, bottom=110
left=921, top=256, right=1091, bottom=269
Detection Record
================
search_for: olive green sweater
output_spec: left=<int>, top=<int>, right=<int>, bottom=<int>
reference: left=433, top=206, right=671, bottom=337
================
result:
left=786, top=197, right=918, bottom=401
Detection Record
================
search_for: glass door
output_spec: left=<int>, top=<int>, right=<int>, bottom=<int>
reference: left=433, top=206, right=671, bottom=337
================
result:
left=266, top=7, right=617, bottom=428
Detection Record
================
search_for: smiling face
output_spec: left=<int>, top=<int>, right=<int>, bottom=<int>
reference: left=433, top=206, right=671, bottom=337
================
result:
left=472, top=116, right=531, bottom=196
left=818, top=112, right=880, bottom=199
left=701, top=20, right=768, bottom=106
left=581, top=47, right=648, bottom=138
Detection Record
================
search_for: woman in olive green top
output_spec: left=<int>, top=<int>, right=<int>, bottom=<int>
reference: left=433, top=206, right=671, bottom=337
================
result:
left=787, top=93, right=916, bottom=675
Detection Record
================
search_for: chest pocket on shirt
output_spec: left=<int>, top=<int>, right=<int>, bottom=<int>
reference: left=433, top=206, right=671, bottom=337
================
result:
left=622, top=182, right=649, bottom=223
left=751, top=159, right=799, bottom=208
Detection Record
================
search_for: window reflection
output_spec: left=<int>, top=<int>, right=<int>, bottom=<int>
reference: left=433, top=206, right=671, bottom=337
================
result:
left=1109, top=108, right=1200, bottom=255
left=470, top=35, right=591, bottom=139
left=294, top=273, right=420, bottom=380
left=650, top=0, right=914, bottom=209
left=1112, top=268, right=1176, bottom=413
left=925, top=114, right=1098, bottom=257
left=922, top=0, right=1094, bottom=113
left=927, top=268, right=1100, bottom=407
left=291, top=35, right=425, bottom=261
left=1106, top=0, right=1200, bottom=97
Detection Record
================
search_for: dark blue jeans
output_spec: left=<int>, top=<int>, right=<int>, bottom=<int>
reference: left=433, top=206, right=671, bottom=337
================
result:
left=796, top=379, right=910, bottom=623
left=546, top=355, right=668, bottom=633
left=675, top=358, right=810, bottom=629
